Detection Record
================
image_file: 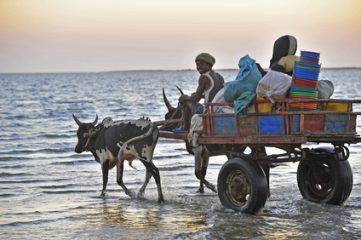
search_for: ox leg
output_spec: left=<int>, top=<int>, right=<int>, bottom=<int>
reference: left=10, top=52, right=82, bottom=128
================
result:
left=194, top=146, right=204, bottom=193
left=101, top=161, right=109, bottom=197
left=137, top=168, right=152, bottom=199
left=262, top=163, right=270, bottom=197
left=142, top=160, right=164, bottom=203
left=116, top=159, right=135, bottom=199
left=252, top=146, right=270, bottom=197
left=194, top=146, right=217, bottom=193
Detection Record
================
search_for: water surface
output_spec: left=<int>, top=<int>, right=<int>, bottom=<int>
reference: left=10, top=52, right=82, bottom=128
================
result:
left=0, top=69, right=360, bottom=239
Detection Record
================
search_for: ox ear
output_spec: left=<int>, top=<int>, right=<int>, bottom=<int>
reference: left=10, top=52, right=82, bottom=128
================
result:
left=72, top=114, right=82, bottom=126
left=176, top=86, right=184, bottom=95
left=92, top=114, right=98, bottom=126
left=162, top=88, right=174, bottom=111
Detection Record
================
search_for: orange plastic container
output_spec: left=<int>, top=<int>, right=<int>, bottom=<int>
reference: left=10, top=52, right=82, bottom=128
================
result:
left=256, top=95, right=272, bottom=113
left=322, top=102, right=349, bottom=112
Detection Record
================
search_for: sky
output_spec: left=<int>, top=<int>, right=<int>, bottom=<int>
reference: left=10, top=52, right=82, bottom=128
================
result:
left=0, top=0, right=360, bottom=73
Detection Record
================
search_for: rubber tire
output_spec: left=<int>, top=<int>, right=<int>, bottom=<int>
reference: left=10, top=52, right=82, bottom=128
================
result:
left=297, top=147, right=353, bottom=205
left=217, top=157, right=268, bottom=214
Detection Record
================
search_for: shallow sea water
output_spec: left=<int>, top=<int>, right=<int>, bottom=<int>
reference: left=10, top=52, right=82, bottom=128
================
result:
left=0, top=69, right=360, bottom=239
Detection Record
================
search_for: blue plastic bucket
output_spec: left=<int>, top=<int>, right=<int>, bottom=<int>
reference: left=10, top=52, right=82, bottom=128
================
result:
left=293, top=62, right=320, bottom=80
left=301, top=51, right=320, bottom=60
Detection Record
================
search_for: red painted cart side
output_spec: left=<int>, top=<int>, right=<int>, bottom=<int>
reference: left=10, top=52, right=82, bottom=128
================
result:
left=199, top=99, right=361, bottom=146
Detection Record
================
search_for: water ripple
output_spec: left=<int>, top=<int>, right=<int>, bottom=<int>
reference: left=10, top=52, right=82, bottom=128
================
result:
left=1, top=70, right=361, bottom=239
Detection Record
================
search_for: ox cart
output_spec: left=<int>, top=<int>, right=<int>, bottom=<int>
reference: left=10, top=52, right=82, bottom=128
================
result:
left=159, top=99, right=361, bottom=214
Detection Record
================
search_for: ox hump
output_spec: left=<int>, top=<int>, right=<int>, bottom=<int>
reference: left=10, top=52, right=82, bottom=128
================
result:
left=102, top=117, right=114, bottom=128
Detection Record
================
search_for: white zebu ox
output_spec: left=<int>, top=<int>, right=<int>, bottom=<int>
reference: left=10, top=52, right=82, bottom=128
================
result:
left=73, top=114, right=164, bottom=203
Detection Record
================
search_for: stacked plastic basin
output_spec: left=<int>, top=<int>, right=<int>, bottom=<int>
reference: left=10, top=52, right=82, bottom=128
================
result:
left=289, top=51, right=320, bottom=110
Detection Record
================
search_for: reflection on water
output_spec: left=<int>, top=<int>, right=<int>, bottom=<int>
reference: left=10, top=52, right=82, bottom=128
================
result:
left=209, top=212, right=304, bottom=240
left=0, top=69, right=361, bottom=239
left=72, top=199, right=209, bottom=239
left=97, top=201, right=206, bottom=231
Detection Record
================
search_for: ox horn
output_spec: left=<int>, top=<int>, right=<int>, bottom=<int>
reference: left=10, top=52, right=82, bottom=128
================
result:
left=92, top=114, right=98, bottom=126
left=72, top=114, right=82, bottom=126
left=176, top=86, right=184, bottom=95
left=162, top=88, right=174, bottom=111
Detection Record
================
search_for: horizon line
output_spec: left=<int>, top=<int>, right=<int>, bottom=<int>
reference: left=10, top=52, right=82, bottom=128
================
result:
left=1, top=66, right=361, bottom=75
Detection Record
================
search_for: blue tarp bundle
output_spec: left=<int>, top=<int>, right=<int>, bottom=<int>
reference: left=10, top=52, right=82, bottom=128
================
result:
left=224, top=55, right=262, bottom=115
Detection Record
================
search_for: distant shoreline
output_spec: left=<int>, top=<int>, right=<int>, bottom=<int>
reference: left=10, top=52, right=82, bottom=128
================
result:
left=1, top=67, right=361, bottom=75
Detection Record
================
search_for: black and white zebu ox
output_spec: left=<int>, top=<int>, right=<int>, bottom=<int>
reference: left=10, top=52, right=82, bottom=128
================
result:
left=73, top=114, right=164, bottom=203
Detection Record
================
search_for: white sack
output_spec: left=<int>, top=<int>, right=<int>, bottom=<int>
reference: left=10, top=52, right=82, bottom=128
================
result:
left=256, top=70, right=292, bottom=103
left=317, top=80, right=334, bottom=99
left=212, top=88, right=234, bottom=114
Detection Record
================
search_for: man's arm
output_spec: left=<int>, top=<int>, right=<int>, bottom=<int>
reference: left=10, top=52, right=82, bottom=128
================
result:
left=189, top=75, right=208, bottom=102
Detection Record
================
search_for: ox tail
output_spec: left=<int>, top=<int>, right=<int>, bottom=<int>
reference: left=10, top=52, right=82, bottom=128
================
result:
left=125, top=122, right=156, bottom=144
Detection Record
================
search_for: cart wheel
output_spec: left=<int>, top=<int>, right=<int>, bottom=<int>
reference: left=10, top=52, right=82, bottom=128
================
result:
left=217, top=157, right=268, bottom=214
left=297, top=147, right=353, bottom=205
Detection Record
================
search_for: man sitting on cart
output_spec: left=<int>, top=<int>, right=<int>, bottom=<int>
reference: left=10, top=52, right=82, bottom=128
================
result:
left=178, top=52, right=224, bottom=131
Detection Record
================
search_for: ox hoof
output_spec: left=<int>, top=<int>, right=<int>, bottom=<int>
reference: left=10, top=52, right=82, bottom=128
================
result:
left=137, top=191, right=146, bottom=200
left=126, top=190, right=137, bottom=199
left=158, top=197, right=165, bottom=203
left=196, top=188, right=204, bottom=194
left=205, top=183, right=217, bottom=193
left=208, top=185, right=217, bottom=193
left=100, top=191, right=106, bottom=198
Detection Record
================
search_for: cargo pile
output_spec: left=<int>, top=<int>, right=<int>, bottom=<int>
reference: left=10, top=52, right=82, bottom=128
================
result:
left=289, top=51, right=320, bottom=110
